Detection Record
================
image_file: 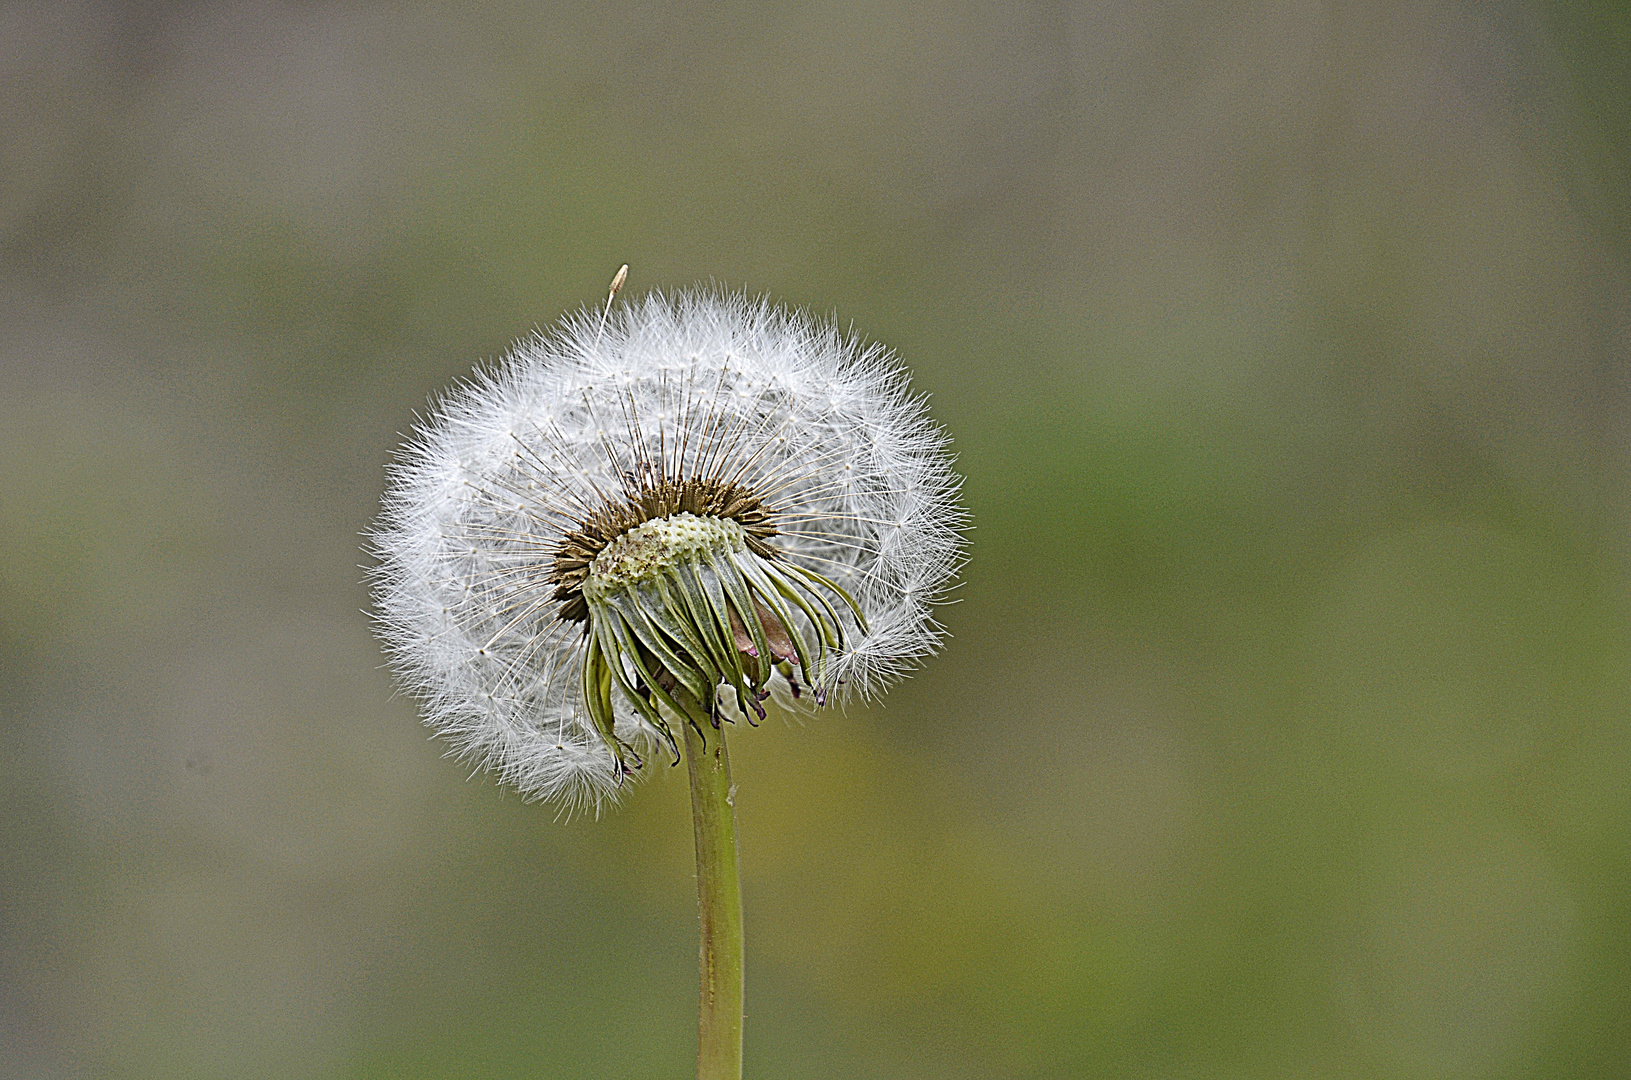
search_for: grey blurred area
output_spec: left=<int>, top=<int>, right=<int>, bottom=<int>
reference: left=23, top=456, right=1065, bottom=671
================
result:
left=3, top=2, right=1629, bottom=1077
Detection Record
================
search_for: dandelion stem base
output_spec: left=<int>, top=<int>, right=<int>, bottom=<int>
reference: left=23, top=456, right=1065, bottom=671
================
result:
left=683, top=700, right=744, bottom=1080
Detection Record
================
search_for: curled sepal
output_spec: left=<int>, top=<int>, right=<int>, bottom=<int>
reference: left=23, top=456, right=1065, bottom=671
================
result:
left=578, top=512, right=860, bottom=771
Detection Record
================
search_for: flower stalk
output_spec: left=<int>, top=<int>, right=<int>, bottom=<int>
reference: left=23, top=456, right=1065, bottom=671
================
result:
left=681, top=695, right=744, bottom=1080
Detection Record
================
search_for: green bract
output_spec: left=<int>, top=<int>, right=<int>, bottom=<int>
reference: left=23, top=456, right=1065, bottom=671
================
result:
left=579, top=512, right=865, bottom=771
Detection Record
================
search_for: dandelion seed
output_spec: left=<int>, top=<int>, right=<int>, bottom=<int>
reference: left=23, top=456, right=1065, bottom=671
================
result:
left=369, top=286, right=966, bottom=814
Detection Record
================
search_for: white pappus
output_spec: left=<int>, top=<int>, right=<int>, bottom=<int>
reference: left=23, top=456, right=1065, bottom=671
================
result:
left=369, top=285, right=967, bottom=813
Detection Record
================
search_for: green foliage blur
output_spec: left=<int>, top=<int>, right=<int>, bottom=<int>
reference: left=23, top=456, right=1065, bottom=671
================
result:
left=3, top=2, right=1629, bottom=1077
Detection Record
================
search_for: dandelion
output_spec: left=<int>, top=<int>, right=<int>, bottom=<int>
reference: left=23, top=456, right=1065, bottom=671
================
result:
left=369, top=270, right=965, bottom=1079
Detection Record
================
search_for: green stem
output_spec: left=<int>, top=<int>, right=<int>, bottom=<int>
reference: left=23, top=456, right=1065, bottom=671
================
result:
left=682, top=703, right=744, bottom=1080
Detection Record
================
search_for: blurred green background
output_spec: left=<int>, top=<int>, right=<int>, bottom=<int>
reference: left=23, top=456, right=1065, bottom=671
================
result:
left=3, top=2, right=1630, bottom=1077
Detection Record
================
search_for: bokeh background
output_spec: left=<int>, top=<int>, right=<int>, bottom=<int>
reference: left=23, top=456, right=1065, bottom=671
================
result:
left=4, top=2, right=1630, bottom=1077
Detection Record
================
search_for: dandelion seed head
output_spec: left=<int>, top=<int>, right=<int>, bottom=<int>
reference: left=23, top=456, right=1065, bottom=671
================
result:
left=369, top=287, right=966, bottom=812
